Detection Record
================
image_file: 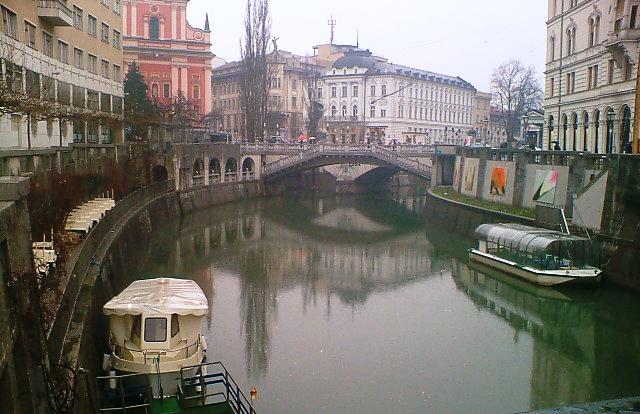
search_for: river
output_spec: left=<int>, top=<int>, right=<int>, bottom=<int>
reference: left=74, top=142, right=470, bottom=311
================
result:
left=116, top=191, right=640, bottom=414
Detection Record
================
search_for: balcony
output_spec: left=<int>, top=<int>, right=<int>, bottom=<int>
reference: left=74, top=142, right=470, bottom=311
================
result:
left=607, top=26, right=640, bottom=65
left=37, top=0, right=73, bottom=27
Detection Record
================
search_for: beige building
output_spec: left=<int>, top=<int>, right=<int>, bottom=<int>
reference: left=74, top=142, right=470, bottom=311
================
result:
left=0, top=0, right=124, bottom=148
left=544, top=0, right=638, bottom=153
left=211, top=50, right=321, bottom=141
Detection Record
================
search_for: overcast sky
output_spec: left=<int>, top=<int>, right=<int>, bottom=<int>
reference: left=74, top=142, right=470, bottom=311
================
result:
left=186, top=0, right=547, bottom=92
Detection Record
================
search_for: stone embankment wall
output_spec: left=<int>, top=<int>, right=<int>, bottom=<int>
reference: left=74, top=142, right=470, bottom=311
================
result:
left=56, top=180, right=263, bottom=413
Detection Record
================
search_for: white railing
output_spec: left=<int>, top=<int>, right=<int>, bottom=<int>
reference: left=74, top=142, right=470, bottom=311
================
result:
left=209, top=173, right=221, bottom=183
left=262, top=144, right=431, bottom=179
left=241, top=142, right=436, bottom=155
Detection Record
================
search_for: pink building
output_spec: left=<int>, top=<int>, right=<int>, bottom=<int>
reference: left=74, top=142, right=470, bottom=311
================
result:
left=122, top=0, right=213, bottom=119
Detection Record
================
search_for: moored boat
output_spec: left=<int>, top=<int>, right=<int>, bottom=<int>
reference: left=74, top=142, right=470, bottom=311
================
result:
left=469, top=223, right=602, bottom=286
left=99, top=278, right=256, bottom=413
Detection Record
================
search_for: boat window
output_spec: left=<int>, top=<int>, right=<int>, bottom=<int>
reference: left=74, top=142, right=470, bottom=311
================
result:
left=131, top=315, right=141, bottom=339
left=171, top=314, right=180, bottom=338
left=144, top=317, right=167, bottom=343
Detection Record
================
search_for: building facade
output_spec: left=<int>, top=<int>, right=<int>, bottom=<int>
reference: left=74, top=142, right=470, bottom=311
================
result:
left=211, top=51, right=320, bottom=141
left=544, top=0, right=638, bottom=153
left=122, top=0, right=212, bottom=121
left=0, top=0, right=124, bottom=148
left=321, top=49, right=477, bottom=145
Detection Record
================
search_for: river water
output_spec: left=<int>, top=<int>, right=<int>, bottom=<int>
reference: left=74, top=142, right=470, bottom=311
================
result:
left=120, top=191, right=640, bottom=414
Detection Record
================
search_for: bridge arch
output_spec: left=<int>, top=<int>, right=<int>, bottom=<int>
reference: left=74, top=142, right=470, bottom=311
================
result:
left=209, top=158, right=221, bottom=183
left=225, top=157, right=238, bottom=181
left=152, top=165, right=168, bottom=182
left=193, top=158, right=205, bottom=186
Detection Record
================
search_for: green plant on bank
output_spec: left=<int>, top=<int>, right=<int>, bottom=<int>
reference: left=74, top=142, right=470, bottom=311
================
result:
left=432, top=187, right=535, bottom=219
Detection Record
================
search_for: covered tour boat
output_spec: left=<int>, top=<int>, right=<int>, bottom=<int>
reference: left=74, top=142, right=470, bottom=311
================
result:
left=469, top=223, right=602, bottom=286
left=100, top=278, right=257, bottom=413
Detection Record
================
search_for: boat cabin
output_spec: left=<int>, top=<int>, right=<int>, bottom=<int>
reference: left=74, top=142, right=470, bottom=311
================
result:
left=473, top=223, right=599, bottom=272
left=103, top=278, right=208, bottom=374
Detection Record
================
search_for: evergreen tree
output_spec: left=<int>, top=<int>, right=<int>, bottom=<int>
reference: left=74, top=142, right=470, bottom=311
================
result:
left=123, top=62, right=157, bottom=141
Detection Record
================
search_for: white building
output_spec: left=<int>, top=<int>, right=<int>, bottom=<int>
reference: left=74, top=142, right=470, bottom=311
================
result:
left=544, top=0, right=638, bottom=153
left=320, top=49, right=477, bottom=145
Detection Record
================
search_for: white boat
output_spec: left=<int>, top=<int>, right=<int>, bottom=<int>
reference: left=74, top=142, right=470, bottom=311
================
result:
left=469, top=223, right=602, bottom=286
left=103, top=278, right=208, bottom=398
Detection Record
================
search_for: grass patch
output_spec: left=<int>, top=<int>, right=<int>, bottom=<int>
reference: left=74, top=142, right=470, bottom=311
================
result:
left=432, top=187, right=535, bottom=219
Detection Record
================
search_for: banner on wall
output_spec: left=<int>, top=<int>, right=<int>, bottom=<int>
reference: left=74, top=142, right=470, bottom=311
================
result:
left=533, top=170, right=558, bottom=204
left=490, top=167, right=507, bottom=196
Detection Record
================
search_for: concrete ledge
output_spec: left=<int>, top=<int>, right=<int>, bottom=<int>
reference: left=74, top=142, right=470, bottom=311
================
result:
left=0, top=177, right=30, bottom=201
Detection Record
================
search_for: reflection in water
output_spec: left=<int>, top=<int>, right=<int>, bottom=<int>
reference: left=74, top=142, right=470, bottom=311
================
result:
left=121, top=192, right=640, bottom=413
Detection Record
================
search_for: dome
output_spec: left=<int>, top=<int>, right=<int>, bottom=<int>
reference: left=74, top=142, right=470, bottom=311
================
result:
left=333, top=50, right=376, bottom=70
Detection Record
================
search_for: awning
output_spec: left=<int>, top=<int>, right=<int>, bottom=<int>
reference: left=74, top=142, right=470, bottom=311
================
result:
left=104, top=278, right=208, bottom=317
left=474, top=223, right=589, bottom=254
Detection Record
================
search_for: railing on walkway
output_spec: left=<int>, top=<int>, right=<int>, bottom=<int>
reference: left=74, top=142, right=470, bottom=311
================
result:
left=179, top=361, right=256, bottom=414
left=193, top=175, right=205, bottom=187
left=209, top=173, right=221, bottom=183
left=225, top=172, right=238, bottom=182
left=262, top=144, right=432, bottom=179
left=241, top=142, right=435, bottom=155
left=95, top=372, right=153, bottom=413
left=241, top=171, right=256, bottom=181
left=48, top=180, right=174, bottom=365
left=114, top=336, right=202, bottom=364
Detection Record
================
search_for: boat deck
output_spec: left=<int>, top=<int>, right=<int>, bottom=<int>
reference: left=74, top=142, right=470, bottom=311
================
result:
left=151, top=397, right=235, bottom=414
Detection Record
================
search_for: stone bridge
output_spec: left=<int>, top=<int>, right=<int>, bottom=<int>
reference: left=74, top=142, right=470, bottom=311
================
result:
left=156, top=143, right=435, bottom=191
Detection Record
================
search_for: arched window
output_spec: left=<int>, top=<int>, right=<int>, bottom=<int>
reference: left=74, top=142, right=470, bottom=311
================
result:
left=583, top=112, right=589, bottom=151
left=594, top=110, right=600, bottom=153
left=606, top=108, right=615, bottom=154
left=549, top=35, right=556, bottom=61
left=588, top=16, right=600, bottom=47
left=149, top=17, right=160, bottom=40
left=151, top=83, right=159, bottom=97
left=331, top=105, right=337, bottom=118
left=572, top=112, right=578, bottom=150
left=341, top=105, right=347, bottom=117
left=352, top=105, right=358, bottom=118
left=562, top=114, right=568, bottom=149
left=566, top=27, right=576, bottom=55
left=621, top=106, right=632, bottom=153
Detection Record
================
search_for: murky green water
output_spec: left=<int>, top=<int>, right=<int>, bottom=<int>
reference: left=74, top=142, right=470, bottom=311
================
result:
left=121, top=192, right=640, bottom=414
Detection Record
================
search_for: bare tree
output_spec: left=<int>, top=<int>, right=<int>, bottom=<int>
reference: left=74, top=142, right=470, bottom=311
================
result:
left=491, top=60, right=543, bottom=141
left=239, top=0, right=272, bottom=142
left=303, top=68, right=325, bottom=139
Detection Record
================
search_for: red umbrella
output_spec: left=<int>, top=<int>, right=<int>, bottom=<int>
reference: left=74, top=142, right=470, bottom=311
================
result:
left=298, top=134, right=308, bottom=142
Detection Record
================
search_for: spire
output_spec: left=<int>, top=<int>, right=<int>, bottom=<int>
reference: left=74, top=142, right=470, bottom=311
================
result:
left=204, top=13, right=210, bottom=32
left=356, top=28, right=359, bottom=49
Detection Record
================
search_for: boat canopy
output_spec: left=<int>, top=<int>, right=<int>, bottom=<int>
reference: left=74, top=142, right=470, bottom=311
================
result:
left=474, top=223, right=591, bottom=254
left=104, top=278, right=208, bottom=317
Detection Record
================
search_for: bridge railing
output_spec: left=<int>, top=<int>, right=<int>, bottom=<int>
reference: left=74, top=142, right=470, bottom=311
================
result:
left=241, top=142, right=436, bottom=155
left=262, top=145, right=431, bottom=178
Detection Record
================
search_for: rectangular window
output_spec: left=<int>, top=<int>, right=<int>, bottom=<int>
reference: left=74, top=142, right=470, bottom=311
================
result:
left=42, top=32, right=53, bottom=57
left=88, top=54, right=97, bottom=74
left=73, top=6, right=83, bottom=30
left=370, top=106, right=375, bottom=118
left=73, top=48, right=83, bottom=69
left=331, top=86, right=336, bottom=98
left=101, top=0, right=109, bottom=6
left=101, top=22, right=109, bottom=43
left=608, top=59, right=615, bottom=84
left=370, top=85, right=375, bottom=97
left=144, top=318, right=167, bottom=342
left=114, top=0, right=121, bottom=14
left=58, top=40, right=69, bottom=64
left=317, top=88, right=323, bottom=98
left=550, top=77, right=555, bottom=97
left=24, top=21, right=36, bottom=49
left=625, top=58, right=633, bottom=81
left=381, top=85, right=387, bottom=96
left=101, top=59, right=109, bottom=78
left=193, top=84, right=200, bottom=100
left=88, top=15, right=97, bottom=37
left=292, top=96, right=297, bottom=109
left=291, top=79, right=297, bottom=90
left=113, top=30, right=121, bottom=49
left=342, top=85, right=347, bottom=97
left=353, top=85, right=358, bottom=97
left=587, top=66, right=593, bottom=90
left=381, top=109, right=386, bottom=117
left=163, top=83, right=170, bottom=98
left=113, top=64, right=121, bottom=81
left=593, top=65, right=598, bottom=87
left=1, top=6, right=17, bottom=39
left=631, top=5, right=638, bottom=29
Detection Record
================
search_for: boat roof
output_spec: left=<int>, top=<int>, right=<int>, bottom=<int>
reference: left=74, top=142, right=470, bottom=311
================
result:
left=474, top=223, right=590, bottom=254
left=103, top=278, right=208, bottom=317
